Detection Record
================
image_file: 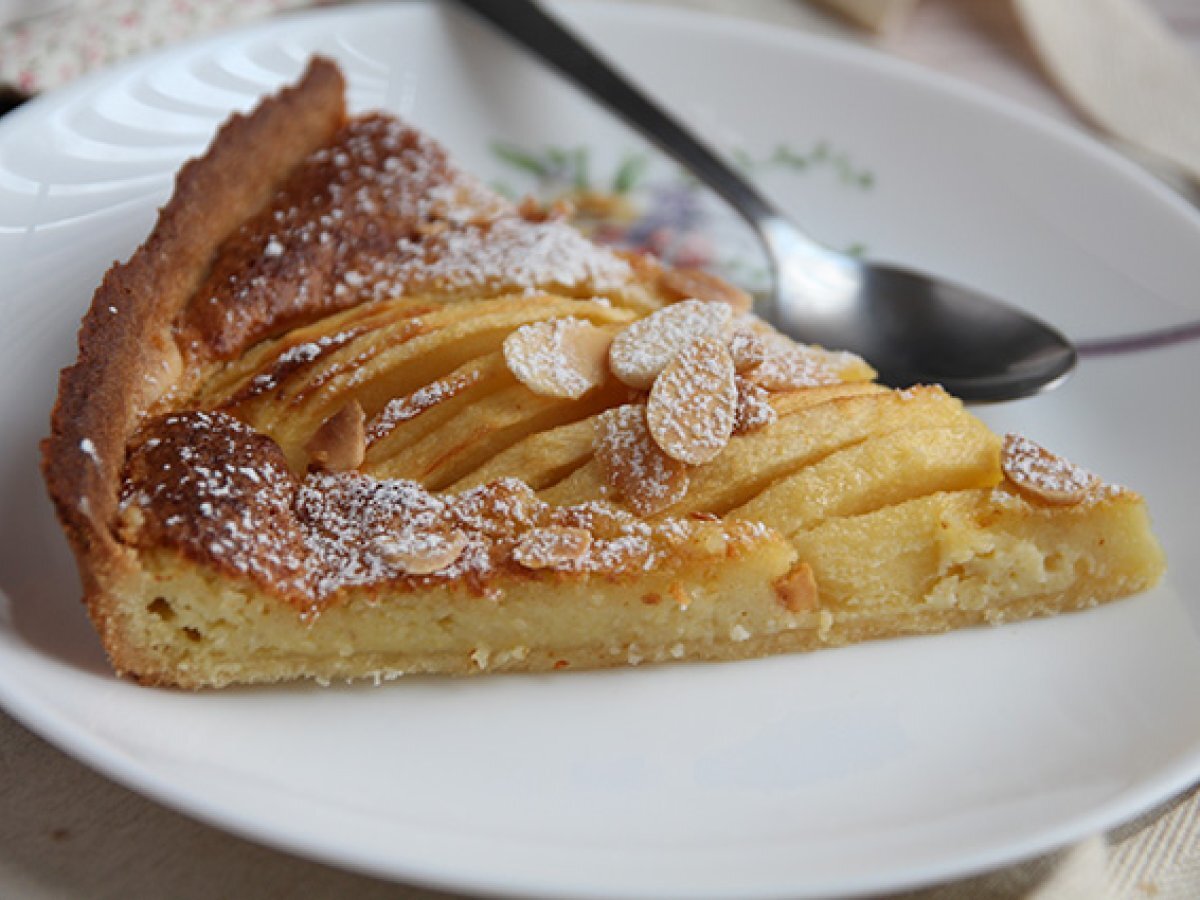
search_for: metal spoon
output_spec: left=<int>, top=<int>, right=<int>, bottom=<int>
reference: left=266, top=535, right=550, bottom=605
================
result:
left=450, top=0, right=1077, bottom=402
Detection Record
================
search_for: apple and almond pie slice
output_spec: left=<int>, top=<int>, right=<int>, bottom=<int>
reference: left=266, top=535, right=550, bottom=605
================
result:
left=42, top=59, right=1164, bottom=687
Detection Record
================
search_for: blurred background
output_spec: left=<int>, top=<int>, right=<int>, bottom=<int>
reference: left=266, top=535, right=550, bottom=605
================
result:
left=3, top=0, right=1199, bottom=201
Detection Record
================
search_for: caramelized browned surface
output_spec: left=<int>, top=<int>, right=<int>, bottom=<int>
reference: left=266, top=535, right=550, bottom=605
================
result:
left=41, top=58, right=348, bottom=587
left=179, top=116, right=634, bottom=363
left=120, top=412, right=307, bottom=599
left=179, top=115, right=494, bottom=360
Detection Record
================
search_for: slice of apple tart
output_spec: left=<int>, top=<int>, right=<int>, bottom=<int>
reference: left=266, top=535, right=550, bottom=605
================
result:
left=42, top=58, right=1164, bottom=687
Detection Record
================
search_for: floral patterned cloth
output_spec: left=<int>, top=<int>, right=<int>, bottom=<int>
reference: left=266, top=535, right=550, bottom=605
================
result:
left=0, top=0, right=313, bottom=94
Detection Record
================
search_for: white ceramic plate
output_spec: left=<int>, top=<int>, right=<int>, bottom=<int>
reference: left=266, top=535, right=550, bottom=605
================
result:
left=1, top=4, right=1199, bottom=898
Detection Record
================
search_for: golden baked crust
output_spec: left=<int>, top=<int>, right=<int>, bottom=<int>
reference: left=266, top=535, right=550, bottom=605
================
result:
left=42, top=59, right=347, bottom=646
left=41, top=59, right=1166, bottom=688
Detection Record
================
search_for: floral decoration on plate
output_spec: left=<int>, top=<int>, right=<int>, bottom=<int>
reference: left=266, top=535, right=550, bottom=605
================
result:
left=488, top=139, right=875, bottom=294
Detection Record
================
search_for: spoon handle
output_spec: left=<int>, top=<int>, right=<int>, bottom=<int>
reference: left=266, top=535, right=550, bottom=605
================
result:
left=450, top=0, right=783, bottom=228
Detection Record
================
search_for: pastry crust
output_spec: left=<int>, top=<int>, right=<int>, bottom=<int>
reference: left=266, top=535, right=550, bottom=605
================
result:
left=43, top=58, right=347, bottom=586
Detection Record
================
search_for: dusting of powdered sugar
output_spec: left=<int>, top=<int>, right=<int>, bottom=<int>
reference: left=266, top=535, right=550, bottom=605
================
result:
left=188, top=114, right=631, bottom=358
left=79, top=438, right=100, bottom=465
left=501, top=317, right=608, bottom=399
left=733, top=376, right=777, bottom=434
left=645, top=337, right=737, bottom=466
left=594, top=405, right=690, bottom=516
left=237, top=328, right=364, bottom=401
left=380, top=217, right=632, bottom=297
left=294, top=473, right=706, bottom=600
left=120, top=414, right=761, bottom=612
left=750, top=347, right=842, bottom=391
left=608, top=299, right=732, bottom=389
left=366, top=368, right=483, bottom=444
left=119, top=411, right=308, bottom=593
left=297, top=473, right=453, bottom=597
left=1000, top=433, right=1100, bottom=504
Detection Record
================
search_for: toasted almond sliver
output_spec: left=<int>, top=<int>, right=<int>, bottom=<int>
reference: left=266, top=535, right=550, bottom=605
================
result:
left=658, top=266, right=752, bottom=314
left=595, top=404, right=690, bottom=516
left=415, top=220, right=450, bottom=238
left=774, top=563, right=818, bottom=612
left=733, top=376, right=777, bottom=435
left=1001, top=433, right=1098, bottom=506
left=513, top=525, right=593, bottom=569
left=726, top=330, right=767, bottom=374
left=376, top=529, right=469, bottom=575
left=115, top=505, right=146, bottom=543
left=306, top=399, right=366, bottom=471
left=517, top=195, right=574, bottom=222
left=647, top=336, right=738, bottom=465
left=608, top=299, right=732, bottom=390
left=503, top=318, right=611, bottom=399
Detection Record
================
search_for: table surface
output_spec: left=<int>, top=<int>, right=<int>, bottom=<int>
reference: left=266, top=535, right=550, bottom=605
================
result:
left=2, top=1, right=1197, bottom=898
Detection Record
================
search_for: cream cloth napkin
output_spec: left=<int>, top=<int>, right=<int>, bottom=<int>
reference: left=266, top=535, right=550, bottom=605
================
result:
left=810, top=0, right=918, bottom=33
left=1013, top=0, right=1200, bottom=184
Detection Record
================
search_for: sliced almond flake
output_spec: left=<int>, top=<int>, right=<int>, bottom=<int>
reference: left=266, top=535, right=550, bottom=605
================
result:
left=1001, top=433, right=1099, bottom=506
left=774, top=563, right=818, bottom=612
left=733, top=376, right=777, bottom=435
left=115, top=505, right=146, bottom=543
left=608, top=299, right=732, bottom=390
left=726, top=330, right=767, bottom=374
left=749, top=345, right=844, bottom=391
left=503, top=317, right=611, bottom=399
left=375, top=528, right=469, bottom=574
left=513, top=525, right=593, bottom=569
left=414, top=219, right=450, bottom=238
left=305, top=399, right=366, bottom=471
left=646, top=337, right=738, bottom=466
left=595, top=404, right=690, bottom=516
left=658, top=266, right=752, bottom=313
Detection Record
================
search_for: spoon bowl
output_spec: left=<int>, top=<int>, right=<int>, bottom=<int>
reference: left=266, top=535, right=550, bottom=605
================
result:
left=759, top=218, right=1077, bottom=400
left=452, top=0, right=1077, bottom=402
